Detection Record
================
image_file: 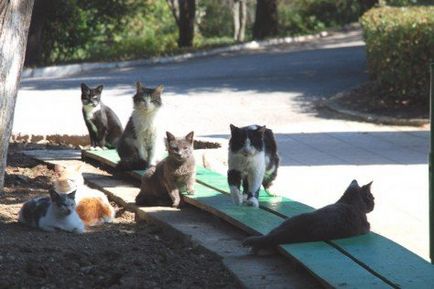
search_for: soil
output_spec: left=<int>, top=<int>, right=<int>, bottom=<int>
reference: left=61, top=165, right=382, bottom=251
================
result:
left=331, top=82, right=428, bottom=121
left=0, top=147, right=241, bottom=289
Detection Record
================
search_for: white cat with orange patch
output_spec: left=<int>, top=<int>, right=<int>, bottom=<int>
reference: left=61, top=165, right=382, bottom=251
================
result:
left=54, top=164, right=115, bottom=226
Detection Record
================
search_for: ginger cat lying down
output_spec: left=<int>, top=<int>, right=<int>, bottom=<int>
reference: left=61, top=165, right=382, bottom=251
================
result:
left=54, top=165, right=115, bottom=226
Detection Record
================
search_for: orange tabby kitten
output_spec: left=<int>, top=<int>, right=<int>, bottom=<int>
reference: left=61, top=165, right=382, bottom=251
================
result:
left=54, top=165, right=115, bottom=226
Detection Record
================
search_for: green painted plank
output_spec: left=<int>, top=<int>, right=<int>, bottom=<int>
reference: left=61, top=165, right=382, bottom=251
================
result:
left=195, top=164, right=434, bottom=289
left=186, top=184, right=391, bottom=289
left=82, top=150, right=391, bottom=289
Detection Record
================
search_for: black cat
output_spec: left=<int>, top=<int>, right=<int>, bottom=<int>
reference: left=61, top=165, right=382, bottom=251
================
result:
left=243, top=180, right=375, bottom=253
left=81, top=83, right=123, bottom=149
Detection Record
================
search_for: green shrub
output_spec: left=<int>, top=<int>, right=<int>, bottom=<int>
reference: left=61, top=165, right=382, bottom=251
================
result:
left=197, top=0, right=233, bottom=38
left=278, top=0, right=373, bottom=36
left=360, top=6, right=434, bottom=104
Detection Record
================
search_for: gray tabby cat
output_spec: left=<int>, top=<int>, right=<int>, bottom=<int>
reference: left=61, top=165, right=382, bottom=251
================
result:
left=116, top=82, right=164, bottom=170
left=135, top=131, right=195, bottom=208
left=18, top=188, right=85, bottom=233
left=243, top=180, right=374, bottom=253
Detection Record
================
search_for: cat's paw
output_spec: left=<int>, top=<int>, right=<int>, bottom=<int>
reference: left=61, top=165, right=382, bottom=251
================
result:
left=94, top=146, right=103, bottom=151
left=72, top=227, right=85, bottom=234
left=186, top=189, right=195, bottom=195
left=172, top=200, right=181, bottom=208
left=230, top=187, right=243, bottom=206
left=245, top=197, right=259, bottom=208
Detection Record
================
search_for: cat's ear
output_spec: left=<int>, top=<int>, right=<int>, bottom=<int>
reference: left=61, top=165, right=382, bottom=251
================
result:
left=54, top=164, right=66, bottom=178
left=153, top=84, right=164, bottom=96
left=95, top=85, right=104, bottom=94
left=73, top=164, right=83, bottom=174
left=136, top=81, right=144, bottom=92
left=363, top=181, right=373, bottom=191
left=348, top=179, right=360, bottom=189
left=185, top=131, right=194, bottom=144
left=67, top=190, right=76, bottom=200
left=257, top=126, right=266, bottom=135
left=49, top=189, right=61, bottom=201
left=166, top=131, right=176, bottom=143
left=81, top=83, right=90, bottom=93
left=230, top=124, right=238, bottom=133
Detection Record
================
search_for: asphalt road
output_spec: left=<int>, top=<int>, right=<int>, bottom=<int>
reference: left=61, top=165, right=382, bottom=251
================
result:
left=16, top=30, right=368, bottom=136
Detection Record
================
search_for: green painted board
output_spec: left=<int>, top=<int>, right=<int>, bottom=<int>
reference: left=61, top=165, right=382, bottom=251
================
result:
left=195, top=164, right=434, bottom=289
left=185, top=183, right=391, bottom=289
left=82, top=149, right=391, bottom=288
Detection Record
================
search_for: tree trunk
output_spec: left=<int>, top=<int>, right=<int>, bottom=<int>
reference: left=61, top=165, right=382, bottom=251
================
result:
left=233, top=0, right=247, bottom=42
left=0, top=0, right=35, bottom=191
left=24, top=0, right=48, bottom=66
left=177, top=0, right=195, bottom=47
left=253, top=0, right=278, bottom=40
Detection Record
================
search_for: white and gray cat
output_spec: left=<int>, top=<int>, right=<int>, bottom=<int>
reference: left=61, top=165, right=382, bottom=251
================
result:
left=116, top=82, right=164, bottom=170
left=228, top=124, right=280, bottom=208
left=18, top=188, right=85, bottom=233
left=243, top=180, right=375, bottom=253
left=81, top=83, right=123, bottom=150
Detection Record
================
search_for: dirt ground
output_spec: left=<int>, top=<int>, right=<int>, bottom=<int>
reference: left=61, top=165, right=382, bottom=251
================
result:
left=0, top=148, right=241, bottom=289
left=332, top=82, right=428, bottom=120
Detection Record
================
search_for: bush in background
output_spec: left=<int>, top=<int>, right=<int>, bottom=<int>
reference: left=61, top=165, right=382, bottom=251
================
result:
left=360, top=6, right=434, bottom=105
left=278, top=0, right=374, bottom=36
left=26, top=0, right=178, bottom=65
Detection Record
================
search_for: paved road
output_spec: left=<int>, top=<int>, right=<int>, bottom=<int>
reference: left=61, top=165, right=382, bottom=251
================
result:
left=15, top=30, right=431, bottom=261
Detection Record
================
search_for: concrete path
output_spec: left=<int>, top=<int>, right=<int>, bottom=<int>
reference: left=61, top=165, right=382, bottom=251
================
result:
left=15, top=29, right=430, bottom=261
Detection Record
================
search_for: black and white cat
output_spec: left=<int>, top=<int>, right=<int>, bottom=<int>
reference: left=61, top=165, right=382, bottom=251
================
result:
left=81, top=83, right=123, bottom=149
left=18, top=188, right=85, bottom=233
left=243, top=180, right=375, bottom=253
left=227, top=124, right=280, bottom=208
left=116, top=82, right=164, bottom=170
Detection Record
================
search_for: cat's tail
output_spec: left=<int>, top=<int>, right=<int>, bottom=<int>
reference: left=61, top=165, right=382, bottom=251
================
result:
left=242, top=235, right=272, bottom=253
left=116, top=158, right=149, bottom=171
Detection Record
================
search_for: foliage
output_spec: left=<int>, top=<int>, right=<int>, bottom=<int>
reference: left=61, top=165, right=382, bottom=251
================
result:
left=278, top=0, right=373, bottom=36
left=360, top=6, right=434, bottom=104
left=28, top=0, right=178, bottom=65
left=29, top=0, right=134, bottom=65
left=197, top=0, right=233, bottom=38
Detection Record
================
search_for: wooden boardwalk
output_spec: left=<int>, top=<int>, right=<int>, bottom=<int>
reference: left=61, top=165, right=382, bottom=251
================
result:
left=82, top=149, right=434, bottom=289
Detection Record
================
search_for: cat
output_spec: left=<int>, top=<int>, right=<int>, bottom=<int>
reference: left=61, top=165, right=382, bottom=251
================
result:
left=18, top=188, right=85, bottom=233
left=135, top=131, right=195, bottom=208
left=116, top=82, right=164, bottom=170
left=81, top=83, right=123, bottom=150
left=243, top=180, right=375, bottom=253
left=227, top=124, right=280, bottom=208
left=54, top=164, right=115, bottom=226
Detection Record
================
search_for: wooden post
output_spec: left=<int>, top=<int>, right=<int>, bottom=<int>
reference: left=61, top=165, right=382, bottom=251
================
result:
left=430, top=63, right=434, bottom=264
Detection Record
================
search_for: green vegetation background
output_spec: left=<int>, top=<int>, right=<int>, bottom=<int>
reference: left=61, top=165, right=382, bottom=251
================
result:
left=28, top=0, right=377, bottom=66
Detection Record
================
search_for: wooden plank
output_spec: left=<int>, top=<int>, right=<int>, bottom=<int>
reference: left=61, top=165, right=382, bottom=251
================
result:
left=82, top=149, right=392, bottom=289
left=195, top=165, right=434, bottom=289
left=185, top=184, right=391, bottom=289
